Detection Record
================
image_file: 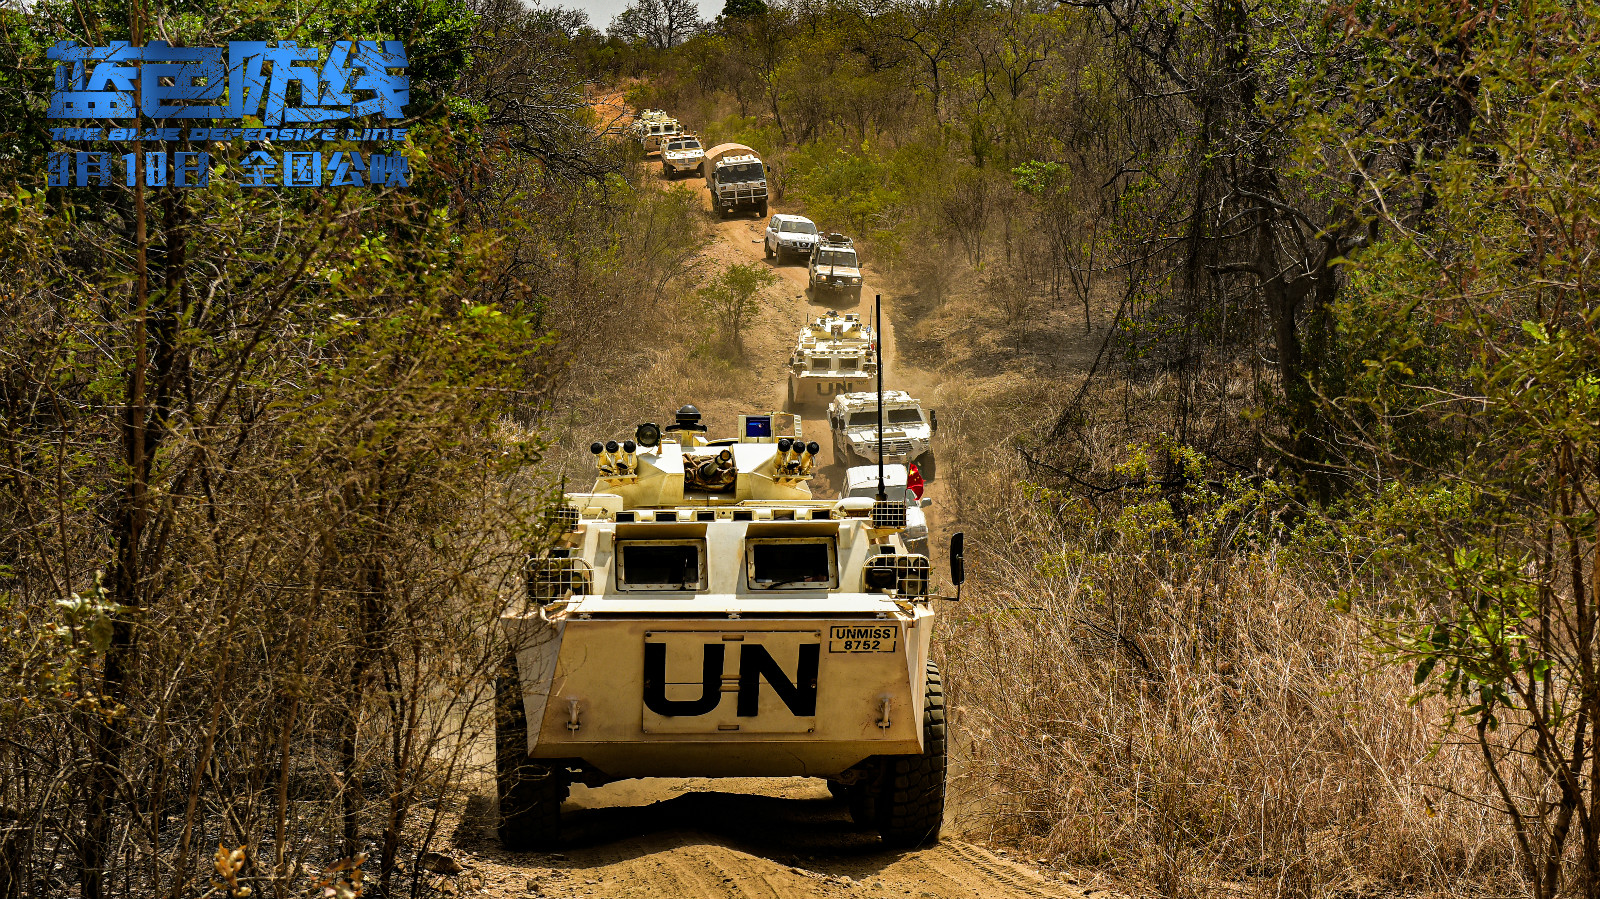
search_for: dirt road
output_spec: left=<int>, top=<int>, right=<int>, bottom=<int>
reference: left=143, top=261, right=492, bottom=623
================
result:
left=437, top=103, right=1090, bottom=899
left=446, top=776, right=1094, bottom=899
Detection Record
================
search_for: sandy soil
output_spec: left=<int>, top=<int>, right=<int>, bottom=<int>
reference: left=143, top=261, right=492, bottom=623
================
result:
left=434, top=92, right=1108, bottom=899
left=435, top=776, right=1105, bottom=899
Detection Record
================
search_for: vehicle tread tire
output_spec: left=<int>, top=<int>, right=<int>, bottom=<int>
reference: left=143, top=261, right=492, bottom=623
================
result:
left=877, top=662, right=945, bottom=848
left=496, top=669, right=567, bottom=849
left=916, top=452, right=936, bottom=480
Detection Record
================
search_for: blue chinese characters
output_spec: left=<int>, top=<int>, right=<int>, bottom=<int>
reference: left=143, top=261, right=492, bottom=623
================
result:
left=48, top=40, right=409, bottom=124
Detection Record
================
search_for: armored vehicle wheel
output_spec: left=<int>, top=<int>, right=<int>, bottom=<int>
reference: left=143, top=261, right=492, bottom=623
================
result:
left=495, top=670, right=568, bottom=849
left=785, top=379, right=796, bottom=409
left=876, top=662, right=946, bottom=848
left=848, top=782, right=877, bottom=827
left=916, top=452, right=936, bottom=480
left=827, top=780, right=850, bottom=801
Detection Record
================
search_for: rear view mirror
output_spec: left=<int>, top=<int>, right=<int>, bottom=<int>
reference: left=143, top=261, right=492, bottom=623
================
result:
left=919, top=498, right=933, bottom=508
left=949, top=532, right=965, bottom=587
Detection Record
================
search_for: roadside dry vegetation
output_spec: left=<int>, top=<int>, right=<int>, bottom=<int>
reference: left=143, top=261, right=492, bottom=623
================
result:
left=601, top=0, right=1600, bottom=896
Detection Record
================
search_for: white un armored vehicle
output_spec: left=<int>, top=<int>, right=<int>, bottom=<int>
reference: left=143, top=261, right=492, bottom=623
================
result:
left=828, top=390, right=938, bottom=478
left=638, top=115, right=682, bottom=154
left=498, top=405, right=963, bottom=849
left=787, top=311, right=877, bottom=407
left=660, top=134, right=705, bottom=179
left=808, top=234, right=863, bottom=302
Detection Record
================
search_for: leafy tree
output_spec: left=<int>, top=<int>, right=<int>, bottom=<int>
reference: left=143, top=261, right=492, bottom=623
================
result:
left=609, top=0, right=702, bottom=50
left=720, top=0, right=767, bottom=19
left=1304, top=2, right=1600, bottom=895
left=698, top=262, right=779, bottom=356
left=0, top=0, right=609, bottom=894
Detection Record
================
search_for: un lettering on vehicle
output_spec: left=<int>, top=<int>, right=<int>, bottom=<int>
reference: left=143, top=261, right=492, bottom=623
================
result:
left=642, top=631, right=820, bottom=734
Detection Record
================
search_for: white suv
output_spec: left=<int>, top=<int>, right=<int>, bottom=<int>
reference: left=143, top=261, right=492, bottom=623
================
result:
left=843, top=464, right=931, bottom=556
left=808, top=234, right=863, bottom=302
left=764, top=214, right=820, bottom=263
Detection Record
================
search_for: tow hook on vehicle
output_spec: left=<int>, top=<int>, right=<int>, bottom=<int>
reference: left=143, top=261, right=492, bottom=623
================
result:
left=877, top=697, right=892, bottom=730
left=566, top=698, right=582, bottom=733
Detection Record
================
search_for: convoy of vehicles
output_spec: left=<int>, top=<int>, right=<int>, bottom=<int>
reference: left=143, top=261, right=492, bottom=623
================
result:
left=827, top=390, right=938, bottom=479
left=787, top=311, right=877, bottom=407
left=703, top=143, right=769, bottom=217
left=808, top=234, right=864, bottom=303
left=660, top=134, right=705, bottom=178
left=499, top=406, right=963, bottom=850
left=498, top=108, right=961, bottom=853
left=765, top=213, right=820, bottom=262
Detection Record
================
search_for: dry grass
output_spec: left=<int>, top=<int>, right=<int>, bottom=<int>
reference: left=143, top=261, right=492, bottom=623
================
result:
left=874, top=255, right=1521, bottom=898
left=928, top=373, right=1518, bottom=899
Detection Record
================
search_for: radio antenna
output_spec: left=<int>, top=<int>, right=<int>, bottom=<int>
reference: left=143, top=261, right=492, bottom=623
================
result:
left=875, top=294, right=886, bottom=503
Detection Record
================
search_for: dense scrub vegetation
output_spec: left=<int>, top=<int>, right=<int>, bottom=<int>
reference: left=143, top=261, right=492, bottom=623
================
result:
left=0, top=0, right=710, bottom=894
left=602, top=0, right=1600, bottom=896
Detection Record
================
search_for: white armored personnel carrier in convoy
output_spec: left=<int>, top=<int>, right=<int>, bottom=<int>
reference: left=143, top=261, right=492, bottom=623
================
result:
left=828, top=390, right=939, bottom=478
left=498, top=405, right=964, bottom=849
left=786, top=311, right=877, bottom=407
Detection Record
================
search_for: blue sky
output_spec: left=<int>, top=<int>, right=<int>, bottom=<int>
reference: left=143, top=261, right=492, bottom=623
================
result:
left=562, top=0, right=725, bottom=33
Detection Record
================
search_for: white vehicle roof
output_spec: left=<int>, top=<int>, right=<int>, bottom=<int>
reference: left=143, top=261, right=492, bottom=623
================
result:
left=844, top=464, right=909, bottom=491
left=833, top=390, right=918, bottom=411
left=771, top=213, right=814, bottom=225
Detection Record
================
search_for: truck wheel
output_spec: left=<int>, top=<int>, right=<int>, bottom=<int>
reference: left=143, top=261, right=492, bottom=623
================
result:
left=495, top=669, right=567, bottom=849
left=758, top=201, right=769, bottom=217
left=850, top=287, right=863, bottom=304
left=876, top=662, right=946, bottom=848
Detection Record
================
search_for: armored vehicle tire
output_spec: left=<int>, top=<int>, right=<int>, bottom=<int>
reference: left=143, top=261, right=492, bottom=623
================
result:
left=495, top=671, right=568, bottom=849
left=916, top=452, right=936, bottom=480
left=786, top=379, right=796, bottom=409
left=876, top=662, right=946, bottom=848
left=848, top=782, right=877, bottom=827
